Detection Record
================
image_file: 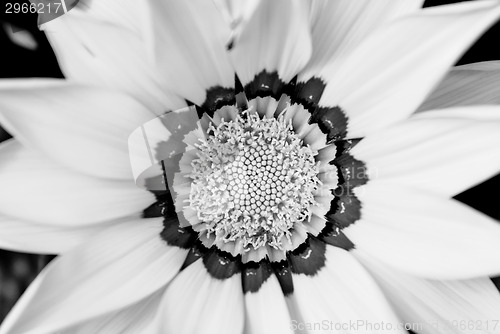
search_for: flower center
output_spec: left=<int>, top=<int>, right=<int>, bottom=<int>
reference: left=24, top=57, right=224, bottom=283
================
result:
left=188, top=112, right=321, bottom=252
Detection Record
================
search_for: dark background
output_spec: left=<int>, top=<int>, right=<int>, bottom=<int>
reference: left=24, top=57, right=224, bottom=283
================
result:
left=0, top=0, right=499, bottom=325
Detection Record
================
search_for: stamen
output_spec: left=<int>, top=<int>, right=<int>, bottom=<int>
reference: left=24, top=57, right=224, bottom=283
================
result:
left=187, top=112, right=321, bottom=253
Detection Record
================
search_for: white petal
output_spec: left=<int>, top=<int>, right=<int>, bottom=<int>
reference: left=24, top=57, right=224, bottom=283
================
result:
left=300, top=0, right=424, bottom=81
left=146, top=0, right=234, bottom=105
left=42, top=0, right=145, bottom=32
left=229, top=0, right=312, bottom=85
left=419, top=61, right=500, bottom=112
left=245, top=275, right=293, bottom=334
left=290, top=245, right=404, bottom=334
left=350, top=106, right=500, bottom=197
left=345, top=182, right=500, bottom=279
left=357, top=251, right=500, bottom=334
left=416, top=102, right=500, bottom=121
left=0, top=219, right=187, bottom=334
left=318, top=1, right=500, bottom=138
left=128, top=106, right=200, bottom=192
left=212, top=0, right=261, bottom=47
left=0, top=80, right=154, bottom=180
left=42, top=2, right=186, bottom=114
left=3, top=23, right=38, bottom=50
left=157, top=260, right=244, bottom=334
left=0, top=213, right=123, bottom=254
left=63, top=289, right=164, bottom=334
left=0, top=140, right=154, bottom=225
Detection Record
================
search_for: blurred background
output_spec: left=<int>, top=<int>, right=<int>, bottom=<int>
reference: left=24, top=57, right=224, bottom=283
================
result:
left=0, top=0, right=499, bottom=325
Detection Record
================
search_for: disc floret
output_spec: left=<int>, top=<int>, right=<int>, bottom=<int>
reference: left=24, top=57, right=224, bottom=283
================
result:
left=188, top=111, right=321, bottom=252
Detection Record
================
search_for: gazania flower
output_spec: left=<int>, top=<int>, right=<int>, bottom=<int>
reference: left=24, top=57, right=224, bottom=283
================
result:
left=1, top=0, right=500, bottom=333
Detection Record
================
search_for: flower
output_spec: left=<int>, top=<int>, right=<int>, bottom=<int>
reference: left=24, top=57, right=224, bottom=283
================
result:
left=1, top=0, right=500, bottom=333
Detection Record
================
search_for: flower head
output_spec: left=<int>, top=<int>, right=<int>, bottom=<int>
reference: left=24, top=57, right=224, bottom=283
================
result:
left=182, top=110, right=325, bottom=255
left=1, top=1, right=500, bottom=333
